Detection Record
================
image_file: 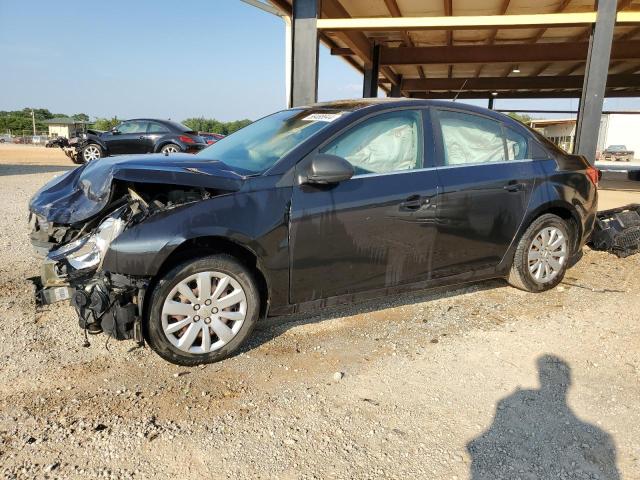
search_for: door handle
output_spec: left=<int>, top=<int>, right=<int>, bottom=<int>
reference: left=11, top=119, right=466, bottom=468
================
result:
left=400, top=194, right=427, bottom=211
left=503, top=182, right=525, bottom=192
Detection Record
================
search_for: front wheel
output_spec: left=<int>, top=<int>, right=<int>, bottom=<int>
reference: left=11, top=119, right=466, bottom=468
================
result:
left=508, top=214, right=572, bottom=292
left=81, top=143, right=103, bottom=163
left=160, top=143, right=180, bottom=154
left=146, top=254, right=260, bottom=366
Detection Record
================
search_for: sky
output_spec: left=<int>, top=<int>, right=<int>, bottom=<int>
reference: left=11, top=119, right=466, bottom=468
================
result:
left=1, top=0, right=638, bottom=122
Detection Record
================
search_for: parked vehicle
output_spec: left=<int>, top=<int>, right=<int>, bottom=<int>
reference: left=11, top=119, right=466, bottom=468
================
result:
left=64, top=119, right=207, bottom=164
left=46, top=137, right=68, bottom=148
left=0, top=134, right=12, bottom=143
left=602, top=145, right=634, bottom=162
left=28, top=99, right=598, bottom=365
left=199, top=132, right=225, bottom=145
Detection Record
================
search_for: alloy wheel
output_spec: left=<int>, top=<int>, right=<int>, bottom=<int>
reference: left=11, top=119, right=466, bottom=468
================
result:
left=161, top=271, right=247, bottom=354
left=527, top=226, right=567, bottom=284
left=162, top=144, right=179, bottom=153
left=83, top=145, right=101, bottom=162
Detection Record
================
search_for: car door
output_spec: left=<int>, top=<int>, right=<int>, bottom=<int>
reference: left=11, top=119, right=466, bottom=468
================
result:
left=431, top=108, right=538, bottom=277
left=106, top=120, right=149, bottom=155
left=289, top=108, right=440, bottom=304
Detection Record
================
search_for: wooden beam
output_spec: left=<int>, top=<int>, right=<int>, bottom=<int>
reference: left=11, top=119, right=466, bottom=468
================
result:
left=383, top=0, right=425, bottom=81
left=408, top=89, right=640, bottom=99
left=380, top=40, right=640, bottom=65
left=476, top=0, right=511, bottom=77
left=617, top=11, right=640, bottom=23
left=401, top=74, right=640, bottom=91
left=322, top=0, right=400, bottom=87
left=504, top=0, right=572, bottom=77
left=317, top=12, right=598, bottom=31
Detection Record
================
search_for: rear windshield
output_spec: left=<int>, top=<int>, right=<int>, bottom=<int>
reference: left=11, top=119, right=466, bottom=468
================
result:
left=196, top=109, right=344, bottom=174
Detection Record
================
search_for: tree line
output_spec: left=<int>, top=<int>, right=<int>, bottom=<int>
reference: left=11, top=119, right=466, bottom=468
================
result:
left=0, top=109, right=89, bottom=133
left=1, top=109, right=253, bottom=136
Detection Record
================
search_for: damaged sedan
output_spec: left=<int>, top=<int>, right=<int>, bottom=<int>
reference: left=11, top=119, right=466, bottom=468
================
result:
left=29, top=99, right=598, bottom=365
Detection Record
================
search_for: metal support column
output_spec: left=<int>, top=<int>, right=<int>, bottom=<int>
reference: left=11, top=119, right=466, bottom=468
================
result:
left=574, top=0, right=616, bottom=164
left=389, top=75, right=403, bottom=97
left=363, top=44, right=380, bottom=98
left=290, top=0, right=319, bottom=107
left=488, top=97, right=494, bottom=110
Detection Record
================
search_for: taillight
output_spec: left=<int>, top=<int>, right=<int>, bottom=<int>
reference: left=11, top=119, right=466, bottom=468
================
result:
left=179, top=135, right=194, bottom=144
left=586, top=166, right=600, bottom=187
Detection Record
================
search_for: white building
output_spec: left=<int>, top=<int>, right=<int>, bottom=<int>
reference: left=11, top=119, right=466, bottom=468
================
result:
left=43, top=117, right=89, bottom=139
left=530, top=114, right=640, bottom=160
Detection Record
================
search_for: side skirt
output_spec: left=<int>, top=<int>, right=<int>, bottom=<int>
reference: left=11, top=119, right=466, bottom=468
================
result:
left=269, top=267, right=501, bottom=317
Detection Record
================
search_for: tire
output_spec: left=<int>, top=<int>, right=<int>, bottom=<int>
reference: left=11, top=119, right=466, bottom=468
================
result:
left=160, top=143, right=181, bottom=154
left=508, top=214, right=572, bottom=292
left=81, top=143, right=103, bottom=163
left=146, top=254, right=260, bottom=366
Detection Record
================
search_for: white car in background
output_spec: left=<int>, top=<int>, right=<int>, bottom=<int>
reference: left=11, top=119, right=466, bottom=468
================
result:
left=0, top=134, right=13, bottom=143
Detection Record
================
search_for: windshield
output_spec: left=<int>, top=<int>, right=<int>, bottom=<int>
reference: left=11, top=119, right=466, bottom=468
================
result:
left=196, top=109, right=344, bottom=174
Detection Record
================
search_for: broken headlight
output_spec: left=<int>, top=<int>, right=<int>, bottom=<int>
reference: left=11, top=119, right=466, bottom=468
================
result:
left=50, top=214, right=126, bottom=270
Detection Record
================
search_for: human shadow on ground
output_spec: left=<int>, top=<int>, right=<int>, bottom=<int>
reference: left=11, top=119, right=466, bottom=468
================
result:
left=467, top=355, right=620, bottom=480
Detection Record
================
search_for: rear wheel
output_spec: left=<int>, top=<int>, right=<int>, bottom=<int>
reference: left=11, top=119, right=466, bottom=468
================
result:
left=146, top=254, right=260, bottom=365
left=160, top=143, right=180, bottom=154
left=508, top=214, right=571, bottom=292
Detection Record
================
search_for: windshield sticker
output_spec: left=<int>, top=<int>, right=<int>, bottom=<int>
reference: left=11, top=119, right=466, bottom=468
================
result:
left=302, top=113, right=343, bottom=122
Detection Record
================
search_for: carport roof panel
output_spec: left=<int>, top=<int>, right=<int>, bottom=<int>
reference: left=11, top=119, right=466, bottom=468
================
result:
left=270, top=0, right=640, bottom=97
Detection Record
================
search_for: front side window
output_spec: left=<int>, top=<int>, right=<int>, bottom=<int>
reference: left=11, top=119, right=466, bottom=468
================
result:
left=320, top=110, right=423, bottom=175
left=437, top=110, right=505, bottom=165
left=117, top=121, right=148, bottom=134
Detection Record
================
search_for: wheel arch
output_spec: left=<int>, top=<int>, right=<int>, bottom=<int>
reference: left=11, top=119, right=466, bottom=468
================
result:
left=144, top=235, right=270, bottom=321
left=524, top=201, right=582, bottom=252
left=499, top=200, right=583, bottom=274
left=154, top=140, right=182, bottom=153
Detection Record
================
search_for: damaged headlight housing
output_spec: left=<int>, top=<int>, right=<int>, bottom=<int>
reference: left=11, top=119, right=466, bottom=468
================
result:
left=50, top=213, right=126, bottom=270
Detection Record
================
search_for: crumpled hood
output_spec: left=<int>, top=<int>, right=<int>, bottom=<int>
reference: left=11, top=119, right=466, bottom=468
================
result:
left=29, top=153, right=247, bottom=225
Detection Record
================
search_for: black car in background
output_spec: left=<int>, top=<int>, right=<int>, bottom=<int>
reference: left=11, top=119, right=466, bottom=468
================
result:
left=78, top=119, right=206, bottom=163
left=29, top=99, right=598, bottom=365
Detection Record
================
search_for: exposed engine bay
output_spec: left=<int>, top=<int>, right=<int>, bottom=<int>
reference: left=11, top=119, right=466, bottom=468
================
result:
left=28, top=154, right=246, bottom=343
left=32, top=183, right=215, bottom=342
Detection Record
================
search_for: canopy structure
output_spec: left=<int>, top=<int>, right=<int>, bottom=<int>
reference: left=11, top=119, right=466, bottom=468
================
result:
left=267, top=0, right=640, bottom=163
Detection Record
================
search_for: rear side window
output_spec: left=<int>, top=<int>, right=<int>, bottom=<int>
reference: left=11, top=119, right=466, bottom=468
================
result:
left=505, top=127, right=528, bottom=160
left=320, top=110, right=423, bottom=175
left=436, top=110, right=505, bottom=165
left=148, top=122, right=170, bottom=134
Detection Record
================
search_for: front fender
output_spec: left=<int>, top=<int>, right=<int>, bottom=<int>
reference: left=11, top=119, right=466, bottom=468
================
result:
left=102, top=185, right=292, bottom=304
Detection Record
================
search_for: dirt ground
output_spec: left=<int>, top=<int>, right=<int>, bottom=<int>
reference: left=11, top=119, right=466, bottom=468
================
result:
left=1, top=144, right=639, bottom=479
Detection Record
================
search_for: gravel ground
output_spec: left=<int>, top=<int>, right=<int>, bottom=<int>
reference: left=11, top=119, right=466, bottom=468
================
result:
left=1, top=145, right=639, bottom=479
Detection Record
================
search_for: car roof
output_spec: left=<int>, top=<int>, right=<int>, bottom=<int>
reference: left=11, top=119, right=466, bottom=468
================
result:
left=307, top=98, right=510, bottom=120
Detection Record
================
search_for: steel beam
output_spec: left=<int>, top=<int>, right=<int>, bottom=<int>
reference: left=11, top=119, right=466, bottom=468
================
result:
left=401, top=74, right=640, bottom=92
left=574, top=0, right=617, bottom=164
left=409, top=89, right=640, bottom=99
left=379, top=40, right=640, bottom=65
left=363, top=44, right=380, bottom=98
left=390, top=76, right=403, bottom=97
left=290, top=0, right=319, bottom=107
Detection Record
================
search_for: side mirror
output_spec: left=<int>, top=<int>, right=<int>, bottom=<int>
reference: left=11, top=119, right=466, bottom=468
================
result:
left=304, top=154, right=354, bottom=185
left=111, top=127, right=119, bottom=134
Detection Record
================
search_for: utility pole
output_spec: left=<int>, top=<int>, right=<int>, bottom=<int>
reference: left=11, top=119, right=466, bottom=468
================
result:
left=31, top=110, right=36, bottom=136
